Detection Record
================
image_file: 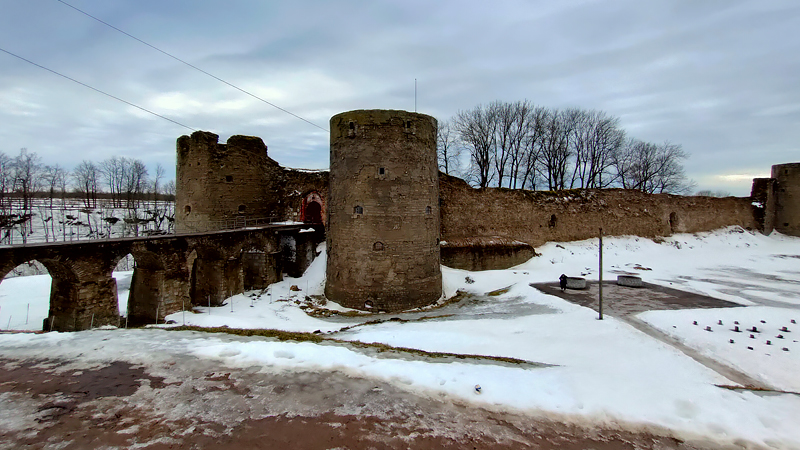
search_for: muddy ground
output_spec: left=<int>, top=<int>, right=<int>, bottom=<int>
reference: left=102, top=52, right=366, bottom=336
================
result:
left=0, top=340, right=748, bottom=450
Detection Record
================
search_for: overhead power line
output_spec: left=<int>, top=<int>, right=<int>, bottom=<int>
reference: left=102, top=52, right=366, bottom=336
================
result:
left=0, top=46, right=197, bottom=132
left=54, top=0, right=329, bottom=133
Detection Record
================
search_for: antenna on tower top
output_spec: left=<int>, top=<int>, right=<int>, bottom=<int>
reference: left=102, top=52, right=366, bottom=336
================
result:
left=414, top=78, right=417, bottom=112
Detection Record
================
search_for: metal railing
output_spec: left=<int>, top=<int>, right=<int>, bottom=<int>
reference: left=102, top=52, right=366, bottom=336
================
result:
left=175, top=216, right=294, bottom=234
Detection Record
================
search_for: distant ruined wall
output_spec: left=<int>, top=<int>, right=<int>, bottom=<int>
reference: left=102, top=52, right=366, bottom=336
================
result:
left=282, top=169, right=329, bottom=225
left=176, top=131, right=328, bottom=232
left=440, top=173, right=758, bottom=248
left=751, top=177, right=774, bottom=232
left=175, top=129, right=791, bottom=279
left=176, top=132, right=282, bottom=233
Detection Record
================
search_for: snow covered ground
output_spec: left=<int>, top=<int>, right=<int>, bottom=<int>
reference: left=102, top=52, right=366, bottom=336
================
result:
left=2, top=227, right=800, bottom=448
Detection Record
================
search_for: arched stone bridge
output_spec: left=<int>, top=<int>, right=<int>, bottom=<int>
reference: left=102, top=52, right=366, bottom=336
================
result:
left=0, top=224, right=324, bottom=332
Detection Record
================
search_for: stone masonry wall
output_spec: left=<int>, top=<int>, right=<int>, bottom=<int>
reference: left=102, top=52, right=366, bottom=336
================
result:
left=176, top=132, right=282, bottom=232
left=771, top=163, right=800, bottom=237
left=440, top=173, right=758, bottom=248
left=326, top=110, right=441, bottom=312
left=176, top=131, right=328, bottom=232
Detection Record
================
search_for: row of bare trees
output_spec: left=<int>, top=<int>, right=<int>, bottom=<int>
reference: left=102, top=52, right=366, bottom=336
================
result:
left=0, top=149, right=175, bottom=211
left=439, top=100, right=694, bottom=194
left=0, top=149, right=176, bottom=243
left=73, top=156, right=169, bottom=209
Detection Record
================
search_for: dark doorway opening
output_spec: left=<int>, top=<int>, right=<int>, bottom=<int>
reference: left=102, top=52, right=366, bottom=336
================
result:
left=305, top=201, right=322, bottom=224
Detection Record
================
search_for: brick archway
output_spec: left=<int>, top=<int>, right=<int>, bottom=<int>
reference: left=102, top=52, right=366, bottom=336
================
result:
left=301, top=191, right=325, bottom=226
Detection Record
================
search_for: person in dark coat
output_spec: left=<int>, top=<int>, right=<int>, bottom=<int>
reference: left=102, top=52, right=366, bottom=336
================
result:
left=559, top=274, right=568, bottom=292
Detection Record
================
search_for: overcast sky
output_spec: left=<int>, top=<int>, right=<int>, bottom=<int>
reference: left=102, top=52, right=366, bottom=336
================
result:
left=1, top=0, right=798, bottom=195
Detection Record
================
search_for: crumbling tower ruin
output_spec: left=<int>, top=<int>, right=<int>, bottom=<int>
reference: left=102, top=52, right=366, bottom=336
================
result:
left=767, top=163, right=800, bottom=236
left=176, top=131, right=282, bottom=233
left=326, top=110, right=442, bottom=311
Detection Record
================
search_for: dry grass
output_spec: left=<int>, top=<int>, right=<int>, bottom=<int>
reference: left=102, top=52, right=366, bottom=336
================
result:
left=486, top=286, right=512, bottom=296
left=166, top=325, right=534, bottom=366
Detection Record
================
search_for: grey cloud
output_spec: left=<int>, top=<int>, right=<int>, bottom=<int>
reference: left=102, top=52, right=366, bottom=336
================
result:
left=0, top=0, right=798, bottom=195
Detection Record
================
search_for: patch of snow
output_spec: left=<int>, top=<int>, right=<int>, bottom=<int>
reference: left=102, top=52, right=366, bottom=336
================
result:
left=640, top=306, right=800, bottom=392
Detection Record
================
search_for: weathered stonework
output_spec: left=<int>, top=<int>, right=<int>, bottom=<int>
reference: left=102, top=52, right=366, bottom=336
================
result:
left=176, top=131, right=328, bottom=233
left=0, top=225, right=323, bottom=331
left=439, top=173, right=758, bottom=249
left=15, top=118, right=797, bottom=329
left=326, top=110, right=442, bottom=311
left=440, top=237, right=536, bottom=271
left=770, top=163, right=800, bottom=236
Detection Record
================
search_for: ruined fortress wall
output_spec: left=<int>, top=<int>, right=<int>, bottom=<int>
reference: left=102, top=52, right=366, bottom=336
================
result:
left=751, top=177, right=774, bottom=232
left=440, top=174, right=758, bottom=248
left=771, top=163, right=800, bottom=236
left=176, top=131, right=329, bottom=232
left=176, top=132, right=283, bottom=232
left=281, top=169, right=329, bottom=225
left=326, top=110, right=441, bottom=311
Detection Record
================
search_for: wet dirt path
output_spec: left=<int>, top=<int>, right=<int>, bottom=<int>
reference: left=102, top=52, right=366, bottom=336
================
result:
left=0, top=336, right=745, bottom=450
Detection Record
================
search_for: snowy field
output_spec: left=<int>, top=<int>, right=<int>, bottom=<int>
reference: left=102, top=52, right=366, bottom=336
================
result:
left=2, top=227, right=800, bottom=448
left=0, top=198, right=174, bottom=248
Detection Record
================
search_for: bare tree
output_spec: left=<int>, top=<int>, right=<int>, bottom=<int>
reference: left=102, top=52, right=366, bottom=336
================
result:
left=518, top=106, right=547, bottom=190
left=492, top=101, right=515, bottom=188
left=503, top=100, right=534, bottom=189
left=454, top=104, right=498, bottom=188
left=536, top=109, right=579, bottom=190
left=12, top=148, right=42, bottom=214
left=42, top=164, right=67, bottom=208
left=164, top=179, right=176, bottom=197
left=101, top=156, right=126, bottom=207
left=151, top=163, right=165, bottom=201
left=73, top=160, right=100, bottom=208
left=447, top=100, right=692, bottom=194
left=0, top=151, right=11, bottom=214
left=123, top=158, right=149, bottom=209
left=649, top=142, right=694, bottom=194
left=570, top=110, right=625, bottom=188
left=612, top=139, right=692, bottom=194
left=436, top=120, right=461, bottom=176
left=695, top=189, right=731, bottom=197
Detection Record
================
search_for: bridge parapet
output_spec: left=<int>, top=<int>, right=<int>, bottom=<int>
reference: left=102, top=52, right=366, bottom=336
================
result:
left=0, top=224, right=324, bottom=331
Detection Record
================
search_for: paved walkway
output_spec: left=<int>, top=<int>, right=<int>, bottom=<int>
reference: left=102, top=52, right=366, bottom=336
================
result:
left=531, top=281, right=769, bottom=389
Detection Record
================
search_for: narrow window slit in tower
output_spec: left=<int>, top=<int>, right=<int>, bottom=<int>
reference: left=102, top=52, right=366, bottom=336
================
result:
left=379, top=167, right=385, bottom=175
left=354, top=205, right=363, bottom=215
left=225, top=175, right=233, bottom=182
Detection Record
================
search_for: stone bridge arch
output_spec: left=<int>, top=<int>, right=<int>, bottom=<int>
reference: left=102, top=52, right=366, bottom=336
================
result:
left=0, top=225, right=320, bottom=331
left=109, top=247, right=170, bottom=326
left=0, top=258, right=80, bottom=331
left=234, top=231, right=281, bottom=291
left=186, top=244, right=228, bottom=307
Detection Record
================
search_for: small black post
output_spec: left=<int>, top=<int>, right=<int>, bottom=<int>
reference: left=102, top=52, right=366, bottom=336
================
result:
left=599, top=227, right=603, bottom=320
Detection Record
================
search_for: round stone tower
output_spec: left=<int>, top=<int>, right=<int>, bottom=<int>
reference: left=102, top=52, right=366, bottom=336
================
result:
left=771, top=162, right=800, bottom=237
left=326, top=110, right=441, bottom=311
left=176, top=131, right=278, bottom=233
